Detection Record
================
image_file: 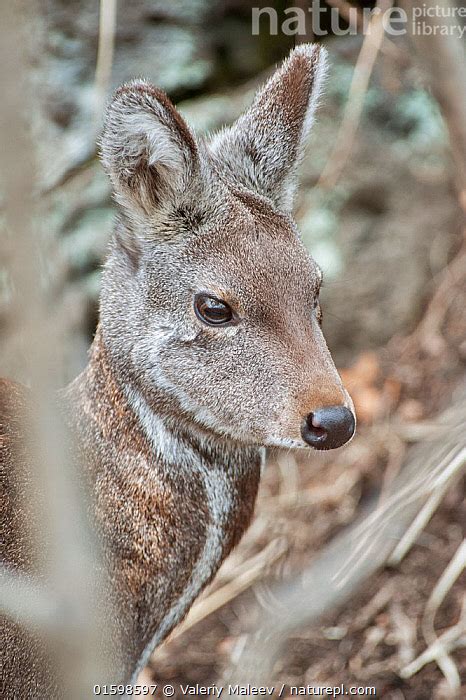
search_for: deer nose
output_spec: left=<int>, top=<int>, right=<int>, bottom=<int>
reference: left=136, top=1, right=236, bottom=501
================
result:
left=301, top=406, right=355, bottom=450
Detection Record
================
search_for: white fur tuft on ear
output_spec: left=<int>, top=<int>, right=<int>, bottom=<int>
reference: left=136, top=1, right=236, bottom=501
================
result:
left=100, top=80, right=199, bottom=215
left=210, top=43, right=328, bottom=213
left=122, top=111, right=185, bottom=174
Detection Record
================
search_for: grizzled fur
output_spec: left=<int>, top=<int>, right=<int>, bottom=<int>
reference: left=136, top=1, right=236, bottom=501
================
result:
left=1, top=44, right=353, bottom=696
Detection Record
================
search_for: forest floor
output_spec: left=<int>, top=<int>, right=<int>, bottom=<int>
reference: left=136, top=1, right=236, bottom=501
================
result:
left=144, top=234, right=466, bottom=700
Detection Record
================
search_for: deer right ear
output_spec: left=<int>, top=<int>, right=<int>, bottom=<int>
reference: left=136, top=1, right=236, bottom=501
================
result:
left=100, top=81, right=199, bottom=216
left=210, top=44, right=327, bottom=214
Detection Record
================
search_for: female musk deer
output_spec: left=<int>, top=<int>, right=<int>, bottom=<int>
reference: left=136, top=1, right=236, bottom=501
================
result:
left=1, top=44, right=355, bottom=695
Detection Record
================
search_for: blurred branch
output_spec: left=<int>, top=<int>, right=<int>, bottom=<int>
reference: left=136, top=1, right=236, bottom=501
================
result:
left=94, top=0, right=117, bottom=126
left=43, top=0, right=117, bottom=194
left=317, top=0, right=393, bottom=189
left=401, top=0, right=466, bottom=213
left=388, top=445, right=466, bottom=565
left=0, top=2, right=114, bottom=695
left=0, top=566, right=58, bottom=629
left=325, top=0, right=403, bottom=59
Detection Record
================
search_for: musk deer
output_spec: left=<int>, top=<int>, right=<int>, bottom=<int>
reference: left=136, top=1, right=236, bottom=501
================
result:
left=1, top=44, right=355, bottom=696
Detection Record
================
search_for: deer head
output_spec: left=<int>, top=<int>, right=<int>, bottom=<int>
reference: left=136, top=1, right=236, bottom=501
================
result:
left=98, top=44, right=355, bottom=452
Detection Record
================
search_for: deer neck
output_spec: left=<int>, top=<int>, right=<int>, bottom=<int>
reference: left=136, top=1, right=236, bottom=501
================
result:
left=65, top=328, right=262, bottom=681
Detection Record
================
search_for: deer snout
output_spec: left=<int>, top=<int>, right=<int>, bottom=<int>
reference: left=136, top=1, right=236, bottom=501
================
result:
left=301, top=406, right=355, bottom=450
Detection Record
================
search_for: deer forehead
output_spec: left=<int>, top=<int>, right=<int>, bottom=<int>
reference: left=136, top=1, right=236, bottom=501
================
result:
left=141, top=214, right=320, bottom=317
left=190, top=208, right=319, bottom=304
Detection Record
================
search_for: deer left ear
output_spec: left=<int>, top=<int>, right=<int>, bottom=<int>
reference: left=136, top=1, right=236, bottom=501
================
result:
left=210, top=43, right=327, bottom=213
left=100, top=80, right=200, bottom=218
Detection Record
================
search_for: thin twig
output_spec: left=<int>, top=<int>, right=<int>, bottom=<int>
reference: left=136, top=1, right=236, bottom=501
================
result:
left=94, top=0, right=117, bottom=126
left=401, top=0, right=466, bottom=212
left=407, top=236, right=466, bottom=357
left=423, top=539, right=466, bottom=646
left=409, top=540, right=466, bottom=692
left=400, top=605, right=466, bottom=681
left=318, top=0, right=392, bottom=189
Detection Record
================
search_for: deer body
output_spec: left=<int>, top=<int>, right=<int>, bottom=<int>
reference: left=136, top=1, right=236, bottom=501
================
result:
left=1, top=45, right=355, bottom=697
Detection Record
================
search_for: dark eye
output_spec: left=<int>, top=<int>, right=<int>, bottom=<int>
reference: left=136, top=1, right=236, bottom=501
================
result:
left=194, top=293, right=234, bottom=326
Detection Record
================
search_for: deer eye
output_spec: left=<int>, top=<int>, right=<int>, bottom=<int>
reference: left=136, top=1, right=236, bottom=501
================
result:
left=194, top=293, right=234, bottom=326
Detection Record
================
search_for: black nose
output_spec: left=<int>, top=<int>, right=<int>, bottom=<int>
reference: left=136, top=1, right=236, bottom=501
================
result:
left=301, top=406, right=355, bottom=450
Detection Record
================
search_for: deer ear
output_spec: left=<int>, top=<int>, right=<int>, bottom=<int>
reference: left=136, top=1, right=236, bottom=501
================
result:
left=211, top=43, right=327, bottom=213
left=100, top=80, right=199, bottom=216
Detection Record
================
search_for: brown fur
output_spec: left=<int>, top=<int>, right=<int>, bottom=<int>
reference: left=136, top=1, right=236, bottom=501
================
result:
left=0, top=379, right=36, bottom=572
left=65, top=332, right=261, bottom=677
